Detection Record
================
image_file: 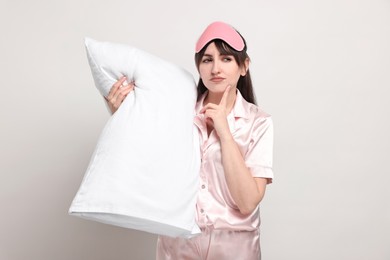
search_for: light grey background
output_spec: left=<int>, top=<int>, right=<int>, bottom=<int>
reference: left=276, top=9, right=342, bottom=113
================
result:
left=1, top=0, right=389, bottom=259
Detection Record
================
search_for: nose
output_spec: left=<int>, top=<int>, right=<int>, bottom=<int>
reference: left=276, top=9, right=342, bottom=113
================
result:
left=211, top=60, right=220, bottom=75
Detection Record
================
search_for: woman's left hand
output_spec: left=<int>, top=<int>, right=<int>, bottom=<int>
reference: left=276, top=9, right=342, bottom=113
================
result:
left=200, top=85, right=233, bottom=140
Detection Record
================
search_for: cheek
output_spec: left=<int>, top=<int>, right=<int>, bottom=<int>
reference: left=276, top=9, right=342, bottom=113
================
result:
left=229, top=69, right=243, bottom=82
left=198, top=66, right=208, bottom=79
left=224, top=73, right=241, bottom=88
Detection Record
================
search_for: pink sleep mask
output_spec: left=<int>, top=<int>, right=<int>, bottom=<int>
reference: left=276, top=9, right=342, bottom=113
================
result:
left=195, top=21, right=245, bottom=53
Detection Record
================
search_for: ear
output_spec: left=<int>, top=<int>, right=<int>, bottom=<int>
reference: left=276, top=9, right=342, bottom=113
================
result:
left=240, top=58, right=250, bottom=76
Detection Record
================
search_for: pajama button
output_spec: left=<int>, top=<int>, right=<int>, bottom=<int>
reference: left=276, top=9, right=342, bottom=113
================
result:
left=201, top=185, right=206, bottom=189
left=200, top=209, right=204, bottom=213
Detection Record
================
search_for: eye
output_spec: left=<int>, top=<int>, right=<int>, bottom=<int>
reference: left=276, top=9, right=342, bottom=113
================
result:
left=222, top=56, right=233, bottom=62
left=202, top=58, right=212, bottom=63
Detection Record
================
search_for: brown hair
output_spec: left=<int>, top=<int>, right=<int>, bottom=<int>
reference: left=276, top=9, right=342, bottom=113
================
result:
left=194, top=37, right=257, bottom=105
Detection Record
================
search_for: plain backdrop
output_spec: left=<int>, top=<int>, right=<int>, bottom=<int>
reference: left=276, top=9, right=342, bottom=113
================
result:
left=1, top=0, right=389, bottom=259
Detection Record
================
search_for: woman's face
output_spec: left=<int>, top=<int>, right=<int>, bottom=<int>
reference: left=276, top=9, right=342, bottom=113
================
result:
left=198, top=42, right=247, bottom=93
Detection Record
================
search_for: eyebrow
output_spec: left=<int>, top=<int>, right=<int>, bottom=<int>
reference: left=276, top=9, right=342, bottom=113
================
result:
left=203, top=53, right=232, bottom=58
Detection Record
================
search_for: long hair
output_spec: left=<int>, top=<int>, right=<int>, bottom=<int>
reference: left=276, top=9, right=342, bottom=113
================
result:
left=194, top=38, right=257, bottom=105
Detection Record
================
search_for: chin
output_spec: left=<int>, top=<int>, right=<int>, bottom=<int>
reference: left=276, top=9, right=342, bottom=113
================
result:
left=204, top=83, right=228, bottom=93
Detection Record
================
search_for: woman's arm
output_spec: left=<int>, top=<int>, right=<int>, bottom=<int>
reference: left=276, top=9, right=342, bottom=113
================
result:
left=201, top=86, right=267, bottom=215
left=219, top=136, right=267, bottom=215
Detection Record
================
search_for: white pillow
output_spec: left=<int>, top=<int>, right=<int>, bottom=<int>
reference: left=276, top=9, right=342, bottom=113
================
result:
left=69, top=38, right=201, bottom=238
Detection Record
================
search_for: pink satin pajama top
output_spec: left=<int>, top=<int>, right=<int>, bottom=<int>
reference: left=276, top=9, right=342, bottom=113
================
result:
left=193, top=90, right=274, bottom=231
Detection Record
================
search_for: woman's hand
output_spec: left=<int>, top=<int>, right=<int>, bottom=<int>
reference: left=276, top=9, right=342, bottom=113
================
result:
left=105, top=76, right=135, bottom=114
left=200, top=85, right=232, bottom=140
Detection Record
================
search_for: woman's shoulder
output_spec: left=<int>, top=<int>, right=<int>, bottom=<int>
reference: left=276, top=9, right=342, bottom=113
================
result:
left=236, top=90, right=271, bottom=122
left=242, top=105, right=273, bottom=145
left=235, top=96, right=273, bottom=140
left=240, top=97, right=272, bottom=124
left=247, top=106, right=273, bottom=137
left=249, top=103, right=271, bottom=119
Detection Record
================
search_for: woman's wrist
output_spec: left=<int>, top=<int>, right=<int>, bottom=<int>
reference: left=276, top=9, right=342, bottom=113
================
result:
left=218, top=131, right=234, bottom=143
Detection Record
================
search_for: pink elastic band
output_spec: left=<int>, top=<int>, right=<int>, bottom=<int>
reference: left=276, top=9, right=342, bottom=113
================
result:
left=195, top=21, right=245, bottom=53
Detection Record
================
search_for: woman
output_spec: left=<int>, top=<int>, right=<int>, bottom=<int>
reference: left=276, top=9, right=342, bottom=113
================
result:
left=106, top=21, right=273, bottom=260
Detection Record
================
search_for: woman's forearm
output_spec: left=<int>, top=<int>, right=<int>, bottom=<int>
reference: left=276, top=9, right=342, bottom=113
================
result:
left=220, top=134, right=267, bottom=215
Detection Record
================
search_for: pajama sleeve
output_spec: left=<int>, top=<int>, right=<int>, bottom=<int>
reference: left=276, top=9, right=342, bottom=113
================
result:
left=245, top=116, right=274, bottom=183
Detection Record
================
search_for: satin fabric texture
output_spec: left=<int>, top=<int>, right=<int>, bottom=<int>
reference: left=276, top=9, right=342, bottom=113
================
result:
left=156, top=226, right=261, bottom=260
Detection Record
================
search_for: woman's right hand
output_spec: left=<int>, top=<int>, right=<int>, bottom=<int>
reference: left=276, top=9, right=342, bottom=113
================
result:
left=105, top=76, right=135, bottom=114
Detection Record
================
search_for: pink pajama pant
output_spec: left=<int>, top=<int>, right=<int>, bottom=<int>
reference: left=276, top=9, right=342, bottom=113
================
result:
left=156, top=226, right=261, bottom=260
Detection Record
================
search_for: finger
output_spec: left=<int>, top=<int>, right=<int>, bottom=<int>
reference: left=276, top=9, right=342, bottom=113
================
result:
left=118, top=76, right=128, bottom=86
left=119, top=81, right=135, bottom=94
left=200, top=103, right=219, bottom=114
left=122, top=84, right=135, bottom=94
left=108, top=84, right=132, bottom=105
left=121, top=78, right=129, bottom=87
left=112, top=87, right=133, bottom=108
left=204, top=109, right=216, bottom=119
left=219, top=85, right=231, bottom=107
left=113, top=84, right=133, bottom=101
left=119, top=84, right=134, bottom=99
left=107, top=76, right=127, bottom=99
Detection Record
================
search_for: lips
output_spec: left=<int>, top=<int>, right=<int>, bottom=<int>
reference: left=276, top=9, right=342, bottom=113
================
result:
left=210, top=77, right=225, bottom=82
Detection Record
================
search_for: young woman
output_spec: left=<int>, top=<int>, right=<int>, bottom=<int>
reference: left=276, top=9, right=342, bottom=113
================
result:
left=106, top=21, right=274, bottom=260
